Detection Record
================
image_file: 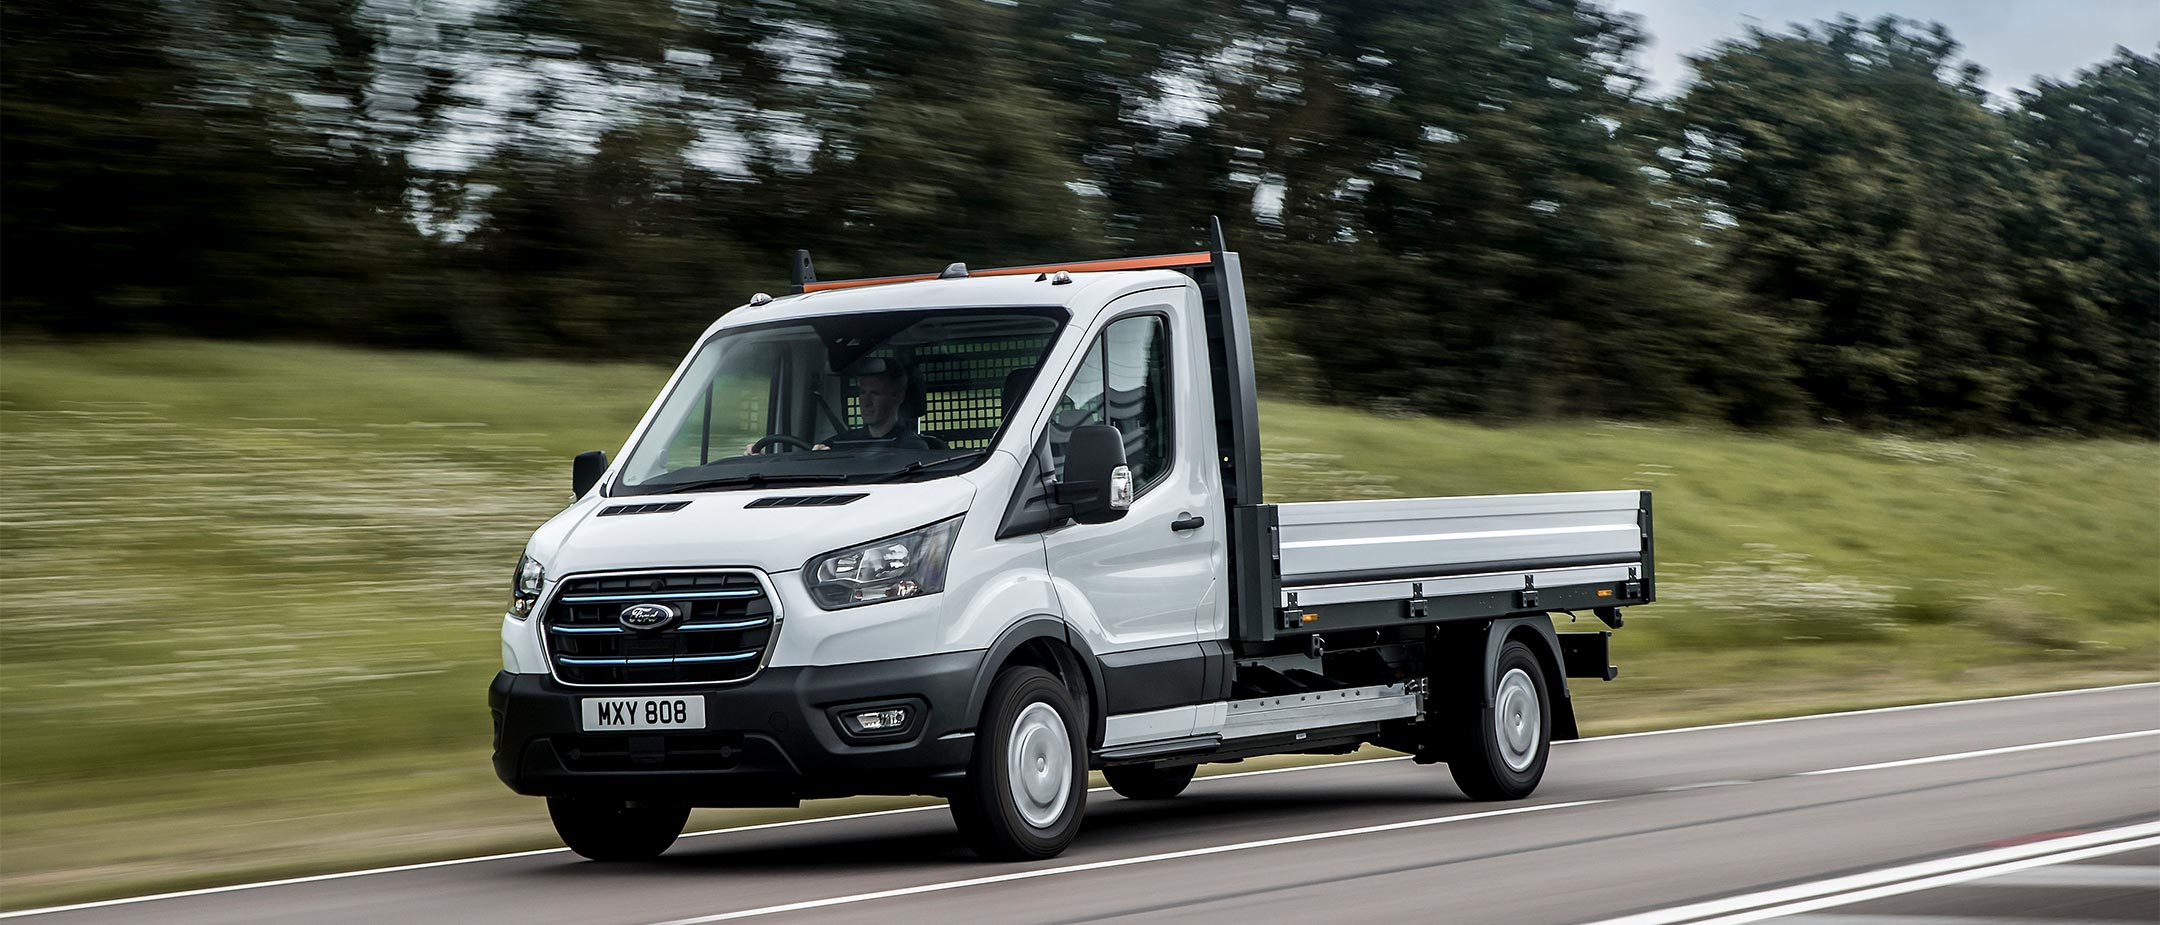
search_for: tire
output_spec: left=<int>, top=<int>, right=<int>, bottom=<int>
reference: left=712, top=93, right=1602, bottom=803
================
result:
left=949, top=666, right=1088, bottom=860
left=1446, top=639, right=1552, bottom=801
left=1103, top=763, right=1197, bottom=800
left=547, top=797, right=691, bottom=861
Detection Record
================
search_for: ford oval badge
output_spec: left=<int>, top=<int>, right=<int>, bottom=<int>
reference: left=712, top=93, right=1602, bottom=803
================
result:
left=618, top=602, right=680, bottom=631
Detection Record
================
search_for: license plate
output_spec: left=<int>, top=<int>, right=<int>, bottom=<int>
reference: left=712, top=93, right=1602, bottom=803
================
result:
left=581, top=696, right=706, bottom=732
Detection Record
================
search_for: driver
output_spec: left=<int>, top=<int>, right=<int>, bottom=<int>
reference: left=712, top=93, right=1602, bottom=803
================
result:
left=822, top=359, right=934, bottom=449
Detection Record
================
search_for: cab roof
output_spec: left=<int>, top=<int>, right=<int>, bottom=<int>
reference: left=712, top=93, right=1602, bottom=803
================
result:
left=713, top=268, right=1197, bottom=331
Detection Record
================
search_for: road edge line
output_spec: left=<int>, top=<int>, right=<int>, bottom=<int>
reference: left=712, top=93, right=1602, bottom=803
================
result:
left=1574, top=681, right=2160, bottom=743
left=1686, top=834, right=2160, bottom=925
left=1577, top=821, right=2160, bottom=925
left=1795, top=728, right=2160, bottom=776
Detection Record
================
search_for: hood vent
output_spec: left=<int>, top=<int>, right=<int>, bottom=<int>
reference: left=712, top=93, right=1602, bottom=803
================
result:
left=597, top=501, right=692, bottom=516
left=745, top=493, right=867, bottom=509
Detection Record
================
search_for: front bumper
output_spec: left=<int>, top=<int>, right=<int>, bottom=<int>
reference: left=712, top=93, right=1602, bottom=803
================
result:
left=488, top=651, right=980, bottom=806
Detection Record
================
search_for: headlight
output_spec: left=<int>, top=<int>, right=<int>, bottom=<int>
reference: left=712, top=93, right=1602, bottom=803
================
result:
left=805, top=517, right=961, bottom=609
left=509, top=554, right=544, bottom=619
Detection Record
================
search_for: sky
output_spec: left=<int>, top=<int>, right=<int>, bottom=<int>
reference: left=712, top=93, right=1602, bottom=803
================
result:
left=1605, top=0, right=2160, bottom=99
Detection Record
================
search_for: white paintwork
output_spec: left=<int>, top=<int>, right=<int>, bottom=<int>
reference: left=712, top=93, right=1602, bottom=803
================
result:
left=1042, top=287, right=1226, bottom=657
left=500, top=614, right=545, bottom=673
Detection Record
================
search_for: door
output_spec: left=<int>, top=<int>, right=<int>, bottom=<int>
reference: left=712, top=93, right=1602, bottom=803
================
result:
left=1041, top=299, right=1226, bottom=728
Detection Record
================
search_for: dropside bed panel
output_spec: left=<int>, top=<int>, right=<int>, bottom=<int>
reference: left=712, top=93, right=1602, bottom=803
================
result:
left=1244, top=490, right=1653, bottom=643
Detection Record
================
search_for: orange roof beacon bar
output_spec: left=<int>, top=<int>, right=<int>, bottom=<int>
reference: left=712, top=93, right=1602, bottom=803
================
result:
left=792, top=252, right=1216, bottom=294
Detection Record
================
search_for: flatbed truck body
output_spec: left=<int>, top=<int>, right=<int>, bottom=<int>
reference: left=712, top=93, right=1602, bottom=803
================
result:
left=489, top=220, right=1654, bottom=860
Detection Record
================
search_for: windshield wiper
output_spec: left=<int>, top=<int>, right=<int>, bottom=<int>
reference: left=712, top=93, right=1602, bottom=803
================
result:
left=876, top=451, right=989, bottom=483
left=650, top=472, right=853, bottom=494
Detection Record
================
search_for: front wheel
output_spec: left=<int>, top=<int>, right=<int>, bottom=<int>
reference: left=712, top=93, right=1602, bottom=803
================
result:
left=1447, top=639, right=1552, bottom=800
left=547, top=797, right=690, bottom=861
left=949, top=667, right=1088, bottom=860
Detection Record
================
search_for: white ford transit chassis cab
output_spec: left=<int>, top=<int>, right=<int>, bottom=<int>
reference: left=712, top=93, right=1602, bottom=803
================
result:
left=490, top=222, right=1655, bottom=861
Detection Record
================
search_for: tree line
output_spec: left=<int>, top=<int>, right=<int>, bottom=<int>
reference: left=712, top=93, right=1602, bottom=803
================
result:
left=3, top=1, right=2153, bottom=435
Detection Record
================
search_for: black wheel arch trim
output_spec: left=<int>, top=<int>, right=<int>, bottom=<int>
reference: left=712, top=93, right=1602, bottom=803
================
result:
left=1484, top=615, right=1579, bottom=740
left=963, top=615, right=1109, bottom=748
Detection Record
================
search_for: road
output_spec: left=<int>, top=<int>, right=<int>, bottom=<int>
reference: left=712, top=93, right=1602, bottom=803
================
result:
left=13, top=684, right=2158, bottom=925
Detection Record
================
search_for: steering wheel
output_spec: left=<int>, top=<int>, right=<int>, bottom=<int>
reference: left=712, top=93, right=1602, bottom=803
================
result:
left=749, top=434, right=815, bottom=454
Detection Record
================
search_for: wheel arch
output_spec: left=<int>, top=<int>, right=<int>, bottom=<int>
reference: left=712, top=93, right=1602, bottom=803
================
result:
left=1486, top=615, right=1578, bottom=741
left=963, top=615, right=1106, bottom=748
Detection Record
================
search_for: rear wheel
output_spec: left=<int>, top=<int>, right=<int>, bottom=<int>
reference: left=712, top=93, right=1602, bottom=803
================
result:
left=949, top=667, right=1088, bottom=860
left=547, top=797, right=690, bottom=861
left=1446, top=639, right=1551, bottom=800
left=1104, top=763, right=1197, bottom=800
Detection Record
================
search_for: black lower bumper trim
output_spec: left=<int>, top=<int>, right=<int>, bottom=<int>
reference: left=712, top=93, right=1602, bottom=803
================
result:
left=488, top=651, right=981, bottom=805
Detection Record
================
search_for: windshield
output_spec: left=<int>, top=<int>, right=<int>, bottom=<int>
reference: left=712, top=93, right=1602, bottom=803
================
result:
left=616, top=307, right=1066, bottom=495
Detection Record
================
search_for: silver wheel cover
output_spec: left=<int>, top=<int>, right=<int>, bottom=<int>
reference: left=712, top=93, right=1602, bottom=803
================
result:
left=1494, top=667, right=1542, bottom=773
left=1007, top=700, right=1073, bottom=828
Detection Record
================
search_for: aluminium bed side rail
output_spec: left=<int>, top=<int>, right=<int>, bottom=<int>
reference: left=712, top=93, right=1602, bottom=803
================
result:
left=1266, top=489, right=1654, bottom=638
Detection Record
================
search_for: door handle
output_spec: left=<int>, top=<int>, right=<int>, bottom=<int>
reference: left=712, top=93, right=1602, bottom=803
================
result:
left=1170, top=513, right=1206, bottom=532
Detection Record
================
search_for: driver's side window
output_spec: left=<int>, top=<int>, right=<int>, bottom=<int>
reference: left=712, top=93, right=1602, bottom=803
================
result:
left=1047, top=314, right=1171, bottom=491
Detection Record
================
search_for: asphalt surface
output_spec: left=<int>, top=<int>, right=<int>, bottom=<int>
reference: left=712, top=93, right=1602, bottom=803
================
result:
left=16, top=684, right=2159, bottom=925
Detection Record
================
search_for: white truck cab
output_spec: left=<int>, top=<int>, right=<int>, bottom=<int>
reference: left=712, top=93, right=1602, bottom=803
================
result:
left=490, top=222, right=1655, bottom=861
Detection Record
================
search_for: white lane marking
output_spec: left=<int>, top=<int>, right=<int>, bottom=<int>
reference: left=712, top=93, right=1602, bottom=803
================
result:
left=1581, top=682, right=2159, bottom=743
left=1676, top=836, right=2160, bottom=925
left=5, top=681, right=2153, bottom=919
left=1774, top=916, right=2142, bottom=925
left=1654, top=780, right=1755, bottom=793
left=0, top=755, right=1412, bottom=921
left=1963, top=863, right=2160, bottom=889
left=1580, top=822, right=2160, bottom=925
left=1796, top=730, right=2160, bottom=776
left=646, top=800, right=1607, bottom=925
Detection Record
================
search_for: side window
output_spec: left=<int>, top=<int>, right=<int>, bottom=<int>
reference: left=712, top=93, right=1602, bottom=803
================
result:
left=1049, top=314, right=1172, bottom=491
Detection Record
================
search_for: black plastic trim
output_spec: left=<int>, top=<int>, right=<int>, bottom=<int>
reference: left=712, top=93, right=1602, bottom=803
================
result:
left=1485, top=616, right=1579, bottom=740
left=825, top=696, right=928, bottom=742
left=746, top=494, right=866, bottom=509
left=963, top=616, right=1109, bottom=748
left=489, top=650, right=982, bottom=803
left=1098, top=643, right=1210, bottom=715
left=1558, top=631, right=1618, bottom=680
left=597, top=501, right=692, bottom=516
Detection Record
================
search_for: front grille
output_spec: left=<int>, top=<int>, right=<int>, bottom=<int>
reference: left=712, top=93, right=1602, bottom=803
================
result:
left=541, top=570, right=777, bottom=686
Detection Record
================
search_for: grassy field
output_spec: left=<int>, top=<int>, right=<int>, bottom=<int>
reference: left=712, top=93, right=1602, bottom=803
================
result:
left=2, top=338, right=2155, bottom=909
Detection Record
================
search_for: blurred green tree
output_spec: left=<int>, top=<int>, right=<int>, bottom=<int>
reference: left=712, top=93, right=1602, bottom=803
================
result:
left=2, top=2, right=2152, bottom=436
left=1671, top=17, right=2113, bottom=432
left=2009, top=49, right=2159, bottom=435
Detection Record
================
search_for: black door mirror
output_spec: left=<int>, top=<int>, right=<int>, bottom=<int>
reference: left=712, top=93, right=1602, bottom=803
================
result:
left=572, top=450, right=607, bottom=499
left=1053, top=424, right=1133, bottom=525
